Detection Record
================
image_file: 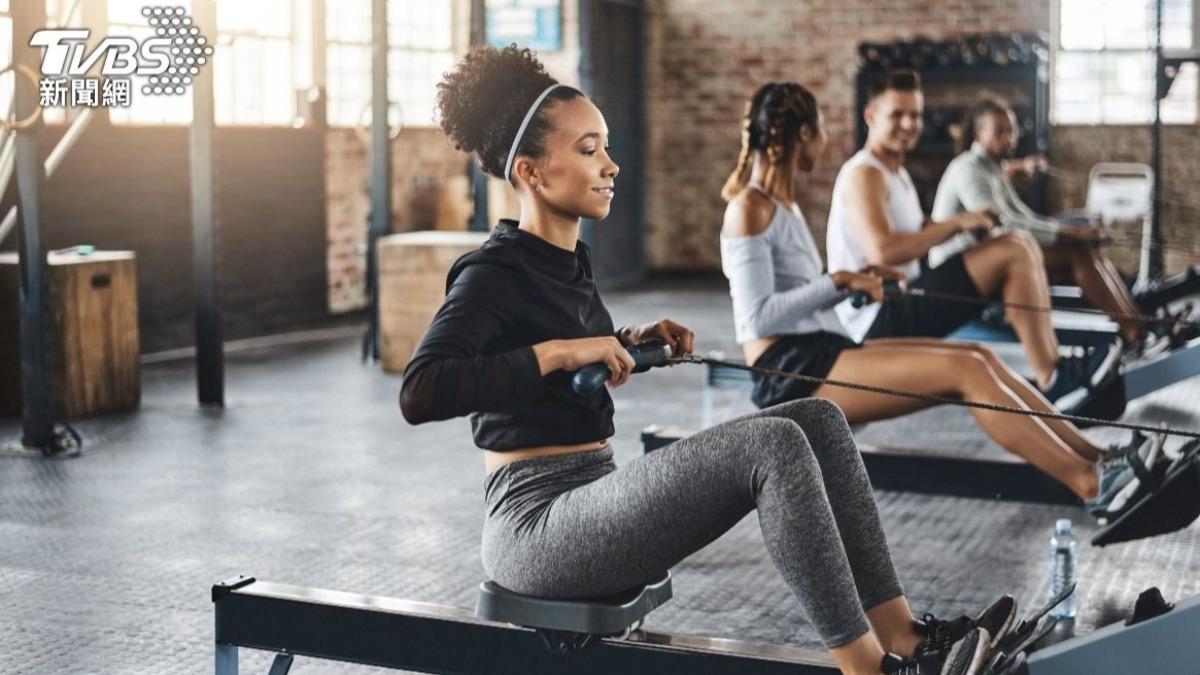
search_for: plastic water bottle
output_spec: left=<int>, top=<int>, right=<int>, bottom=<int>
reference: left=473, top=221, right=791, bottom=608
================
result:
left=1049, top=519, right=1078, bottom=619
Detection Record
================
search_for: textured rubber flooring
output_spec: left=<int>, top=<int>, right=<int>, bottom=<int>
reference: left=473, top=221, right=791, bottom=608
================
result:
left=1, top=276, right=1198, bottom=674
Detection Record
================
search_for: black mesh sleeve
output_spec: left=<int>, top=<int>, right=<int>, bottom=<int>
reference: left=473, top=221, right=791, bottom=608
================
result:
left=399, top=270, right=545, bottom=425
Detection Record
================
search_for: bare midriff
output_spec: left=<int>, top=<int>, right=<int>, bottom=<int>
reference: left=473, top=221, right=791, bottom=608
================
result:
left=742, top=335, right=779, bottom=370
left=484, top=439, right=609, bottom=475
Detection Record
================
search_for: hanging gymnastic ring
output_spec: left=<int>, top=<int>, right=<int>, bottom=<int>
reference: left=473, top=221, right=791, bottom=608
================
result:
left=0, top=63, right=45, bottom=131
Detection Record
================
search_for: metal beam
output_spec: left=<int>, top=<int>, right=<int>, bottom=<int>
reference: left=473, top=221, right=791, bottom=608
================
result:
left=642, top=428, right=1079, bottom=506
left=212, top=578, right=837, bottom=675
left=311, top=0, right=325, bottom=90
left=1026, top=593, right=1200, bottom=674
left=44, top=107, right=94, bottom=176
left=78, top=0, right=108, bottom=125
left=1149, top=0, right=1165, bottom=283
left=13, top=0, right=54, bottom=449
left=855, top=444, right=1077, bottom=505
left=0, top=132, right=18, bottom=245
left=310, top=0, right=325, bottom=127
left=467, top=0, right=489, bottom=232
left=1124, top=337, right=1200, bottom=399
left=948, top=313, right=1118, bottom=348
left=1, top=107, right=94, bottom=248
left=362, top=0, right=389, bottom=362
left=190, top=0, right=224, bottom=406
left=0, top=205, right=16, bottom=246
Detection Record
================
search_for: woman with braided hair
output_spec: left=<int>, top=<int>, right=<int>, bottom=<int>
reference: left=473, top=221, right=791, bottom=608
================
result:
left=720, top=82, right=1151, bottom=529
left=403, top=46, right=1000, bottom=675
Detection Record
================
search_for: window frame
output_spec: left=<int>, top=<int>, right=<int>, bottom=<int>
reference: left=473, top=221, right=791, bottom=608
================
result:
left=33, top=0, right=457, bottom=129
left=1051, top=0, right=1200, bottom=125
left=107, top=0, right=300, bottom=127
left=323, top=0, right=458, bottom=130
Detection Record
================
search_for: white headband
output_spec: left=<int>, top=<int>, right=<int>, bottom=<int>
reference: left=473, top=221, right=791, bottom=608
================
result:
left=504, top=83, right=567, bottom=182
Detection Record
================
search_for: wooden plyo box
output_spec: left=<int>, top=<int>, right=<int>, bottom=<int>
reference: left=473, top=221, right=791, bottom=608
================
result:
left=378, top=231, right=488, bottom=373
left=0, top=251, right=140, bottom=418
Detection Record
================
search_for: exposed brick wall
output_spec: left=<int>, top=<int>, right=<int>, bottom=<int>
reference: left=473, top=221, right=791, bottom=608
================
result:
left=324, top=128, right=469, bottom=313
left=1048, top=125, right=1200, bottom=278
left=21, top=122, right=329, bottom=353
left=643, top=0, right=1199, bottom=277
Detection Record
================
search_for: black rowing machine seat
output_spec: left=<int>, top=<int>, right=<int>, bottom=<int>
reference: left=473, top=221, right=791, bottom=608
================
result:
left=476, top=572, right=672, bottom=638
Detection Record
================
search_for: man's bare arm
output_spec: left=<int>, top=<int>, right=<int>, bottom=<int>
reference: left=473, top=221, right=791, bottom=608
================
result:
left=843, top=165, right=989, bottom=266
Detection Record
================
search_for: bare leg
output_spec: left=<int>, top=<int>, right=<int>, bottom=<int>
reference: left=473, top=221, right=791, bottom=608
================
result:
left=1042, top=241, right=1145, bottom=343
left=961, top=232, right=1060, bottom=386
left=873, top=338, right=1104, bottom=462
left=830, top=631, right=888, bottom=675
left=866, top=596, right=922, bottom=659
left=812, top=342, right=1099, bottom=499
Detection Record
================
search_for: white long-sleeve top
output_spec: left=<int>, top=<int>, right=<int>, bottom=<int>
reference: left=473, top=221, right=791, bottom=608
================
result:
left=930, top=141, right=1062, bottom=268
left=720, top=183, right=850, bottom=344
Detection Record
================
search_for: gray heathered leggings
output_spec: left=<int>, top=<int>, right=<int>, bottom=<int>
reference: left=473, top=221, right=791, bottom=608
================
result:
left=481, top=397, right=904, bottom=648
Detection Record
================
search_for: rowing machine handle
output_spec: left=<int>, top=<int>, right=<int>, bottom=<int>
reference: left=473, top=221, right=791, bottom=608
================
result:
left=572, top=339, right=673, bottom=395
left=974, top=210, right=1004, bottom=241
left=851, top=280, right=903, bottom=308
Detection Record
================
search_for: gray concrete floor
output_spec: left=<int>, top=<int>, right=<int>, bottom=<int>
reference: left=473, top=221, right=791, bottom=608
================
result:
left=2, top=276, right=1199, bottom=674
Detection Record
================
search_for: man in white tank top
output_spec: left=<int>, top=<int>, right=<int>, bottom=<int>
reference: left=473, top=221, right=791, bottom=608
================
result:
left=826, top=70, right=1118, bottom=405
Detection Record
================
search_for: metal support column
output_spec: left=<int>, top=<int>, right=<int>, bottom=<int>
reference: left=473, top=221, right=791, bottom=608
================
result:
left=214, top=643, right=237, bottom=675
left=362, top=0, right=390, bottom=363
left=79, top=0, right=108, bottom=125
left=1148, top=0, right=1165, bottom=284
left=191, top=0, right=223, bottom=406
left=12, top=0, right=53, bottom=449
left=467, top=0, right=489, bottom=232
left=311, top=0, right=326, bottom=125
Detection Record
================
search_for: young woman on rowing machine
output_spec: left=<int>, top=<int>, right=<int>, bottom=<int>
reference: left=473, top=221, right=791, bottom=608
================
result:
left=719, top=81, right=1153, bottom=521
left=402, top=46, right=1005, bottom=675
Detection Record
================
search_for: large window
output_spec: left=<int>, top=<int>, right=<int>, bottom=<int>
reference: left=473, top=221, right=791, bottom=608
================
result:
left=100, top=0, right=452, bottom=127
left=212, top=0, right=300, bottom=125
left=109, top=0, right=308, bottom=126
left=1055, top=0, right=1198, bottom=124
left=7, top=1, right=453, bottom=128
left=108, top=0, right=194, bottom=125
left=325, top=0, right=454, bottom=129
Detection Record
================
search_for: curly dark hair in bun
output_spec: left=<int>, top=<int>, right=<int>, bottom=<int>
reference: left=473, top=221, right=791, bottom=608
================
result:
left=437, top=45, right=584, bottom=182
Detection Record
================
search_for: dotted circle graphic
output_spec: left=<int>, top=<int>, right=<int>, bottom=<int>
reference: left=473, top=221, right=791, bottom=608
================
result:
left=139, top=6, right=209, bottom=96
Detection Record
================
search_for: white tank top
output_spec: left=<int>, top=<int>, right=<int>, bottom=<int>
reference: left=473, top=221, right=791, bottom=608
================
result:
left=826, top=149, right=926, bottom=341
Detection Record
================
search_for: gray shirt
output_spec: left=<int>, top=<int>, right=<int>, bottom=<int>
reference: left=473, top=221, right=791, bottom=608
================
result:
left=930, top=142, right=1062, bottom=268
left=720, top=183, right=850, bottom=344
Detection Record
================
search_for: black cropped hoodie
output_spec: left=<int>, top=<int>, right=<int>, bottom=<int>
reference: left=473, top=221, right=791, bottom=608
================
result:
left=400, top=220, right=618, bottom=451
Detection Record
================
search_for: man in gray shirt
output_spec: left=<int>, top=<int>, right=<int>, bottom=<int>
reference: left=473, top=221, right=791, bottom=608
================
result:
left=931, top=98, right=1145, bottom=345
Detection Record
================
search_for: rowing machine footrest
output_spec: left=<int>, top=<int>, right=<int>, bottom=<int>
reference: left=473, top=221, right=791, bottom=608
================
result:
left=1092, top=450, right=1200, bottom=545
left=1127, top=587, right=1174, bottom=626
left=476, top=572, right=672, bottom=640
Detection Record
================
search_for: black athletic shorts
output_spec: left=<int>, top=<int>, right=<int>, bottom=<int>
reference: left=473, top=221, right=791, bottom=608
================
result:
left=863, top=253, right=988, bottom=340
left=750, top=331, right=861, bottom=409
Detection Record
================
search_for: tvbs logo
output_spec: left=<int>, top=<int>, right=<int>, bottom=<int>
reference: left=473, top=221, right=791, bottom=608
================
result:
left=30, top=5, right=213, bottom=106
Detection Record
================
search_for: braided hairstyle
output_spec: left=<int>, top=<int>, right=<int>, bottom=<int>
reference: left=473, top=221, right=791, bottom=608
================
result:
left=957, top=97, right=1012, bottom=154
left=721, top=82, right=820, bottom=201
left=437, top=45, right=583, bottom=183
